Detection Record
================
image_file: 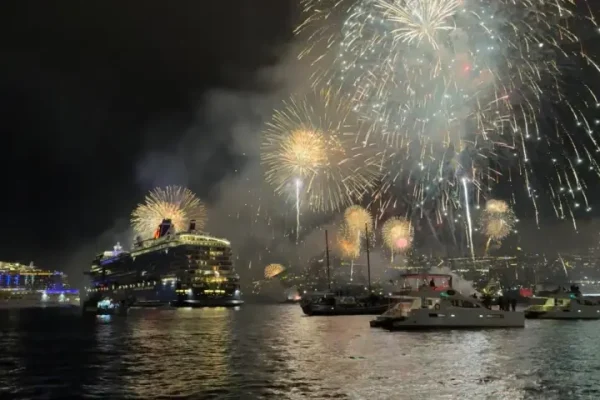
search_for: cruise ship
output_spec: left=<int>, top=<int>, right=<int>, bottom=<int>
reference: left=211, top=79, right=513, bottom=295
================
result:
left=0, top=262, right=79, bottom=308
left=83, top=219, right=243, bottom=310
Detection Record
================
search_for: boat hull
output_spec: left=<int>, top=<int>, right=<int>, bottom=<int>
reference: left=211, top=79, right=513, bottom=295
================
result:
left=0, top=300, right=80, bottom=309
left=370, top=317, right=399, bottom=329
left=281, top=300, right=301, bottom=305
left=387, top=309, right=525, bottom=330
left=83, top=288, right=243, bottom=313
left=524, top=300, right=600, bottom=319
left=525, top=310, right=600, bottom=320
left=301, top=303, right=388, bottom=316
left=171, top=297, right=244, bottom=307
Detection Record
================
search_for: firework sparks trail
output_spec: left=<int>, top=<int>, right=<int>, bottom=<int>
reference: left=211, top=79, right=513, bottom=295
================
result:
left=462, top=178, right=475, bottom=260
left=261, top=88, right=379, bottom=213
left=337, top=222, right=361, bottom=280
left=297, top=0, right=600, bottom=228
left=131, top=186, right=207, bottom=239
left=295, top=178, right=302, bottom=243
left=343, top=205, right=373, bottom=279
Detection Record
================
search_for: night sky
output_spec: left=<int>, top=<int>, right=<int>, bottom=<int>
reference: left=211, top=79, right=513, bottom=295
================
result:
left=0, top=1, right=297, bottom=274
left=2, top=1, right=600, bottom=282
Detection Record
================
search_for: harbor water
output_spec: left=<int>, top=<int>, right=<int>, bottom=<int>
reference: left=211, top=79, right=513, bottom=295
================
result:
left=0, top=304, right=599, bottom=399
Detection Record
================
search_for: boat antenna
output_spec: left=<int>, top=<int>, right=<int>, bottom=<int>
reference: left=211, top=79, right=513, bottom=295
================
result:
left=325, top=229, right=331, bottom=290
left=365, top=223, right=371, bottom=293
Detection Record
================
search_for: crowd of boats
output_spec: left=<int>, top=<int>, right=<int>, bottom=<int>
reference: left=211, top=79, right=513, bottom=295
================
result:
left=8, top=219, right=600, bottom=332
left=298, top=273, right=600, bottom=330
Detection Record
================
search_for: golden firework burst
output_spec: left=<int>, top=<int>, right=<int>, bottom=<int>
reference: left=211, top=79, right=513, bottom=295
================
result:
left=382, top=217, right=413, bottom=253
left=264, top=263, right=286, bottom=279
left=261, top=89, right=379, bottom=212
left=336, top=223, right=360, bottom=259
left=131, top=186, right=206, bottom=238
left=344, top=205, right=373, bottom=234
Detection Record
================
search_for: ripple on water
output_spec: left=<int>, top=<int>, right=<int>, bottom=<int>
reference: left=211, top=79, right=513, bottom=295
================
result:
left=1, top=306, right=600, bottom=399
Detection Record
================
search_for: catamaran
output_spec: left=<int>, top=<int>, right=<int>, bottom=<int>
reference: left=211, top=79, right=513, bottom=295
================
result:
left=370, top=273, right=524, bottom=330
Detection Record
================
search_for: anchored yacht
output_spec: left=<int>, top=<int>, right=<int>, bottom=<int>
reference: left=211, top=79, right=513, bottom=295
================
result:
left=300, top=290, right=390, bottom=316
left=371, top=273, right=524, bottom=330
left=524, top=288, right=600, bottom=320
left=382, top=289, right=524, bottom=330
left=385, top=289, right=524, bottom=330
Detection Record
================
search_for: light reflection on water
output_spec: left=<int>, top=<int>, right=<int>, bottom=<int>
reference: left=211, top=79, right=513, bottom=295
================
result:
left=1, top=305, right=600, bottom=399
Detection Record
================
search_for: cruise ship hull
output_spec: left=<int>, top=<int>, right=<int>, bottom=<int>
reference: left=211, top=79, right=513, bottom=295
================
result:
left=86, top=285, right=243, bottom=309
left=0, top=299, right=80, bottom=309
left=0, top=291, right=80, bottom=309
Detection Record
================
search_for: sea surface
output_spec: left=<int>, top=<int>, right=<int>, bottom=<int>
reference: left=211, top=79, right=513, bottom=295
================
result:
left=0, top=305, right=599, bottom=400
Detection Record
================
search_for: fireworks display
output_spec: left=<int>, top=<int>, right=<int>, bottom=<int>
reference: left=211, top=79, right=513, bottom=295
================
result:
left=264, top=263, right=286, bottom=279
left=382, top=217, right=413, bottom=257
left=296, top=0, right=600, bottom=230
left=261, top=88, right=379, bottom=213
left=131, top=186, right=207, bottom=238
left=336, top=223, right=360, bottom=259
left=343, top=205, right=373, bottom=234
left=479, top=199, right=517, bottom=254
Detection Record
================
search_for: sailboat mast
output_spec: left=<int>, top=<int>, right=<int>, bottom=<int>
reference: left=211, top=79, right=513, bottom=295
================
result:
left=325, top=229, right=331, bottom=290
left=365, top=223, right=371, bottom=293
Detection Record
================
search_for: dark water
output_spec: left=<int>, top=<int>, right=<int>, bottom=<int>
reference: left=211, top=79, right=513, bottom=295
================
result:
left=1, top=305, right=599, bottom=399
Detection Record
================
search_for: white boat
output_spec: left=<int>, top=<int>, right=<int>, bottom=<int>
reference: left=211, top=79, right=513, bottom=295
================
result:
left=384, top=288, right=524, bottom=330
left=524, top=291, right=600, bottom=320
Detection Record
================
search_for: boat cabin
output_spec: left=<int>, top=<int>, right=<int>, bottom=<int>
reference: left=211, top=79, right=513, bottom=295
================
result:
left=389, top=289, right=486, bottom=315
left=393, top=273, right=453, bottom=294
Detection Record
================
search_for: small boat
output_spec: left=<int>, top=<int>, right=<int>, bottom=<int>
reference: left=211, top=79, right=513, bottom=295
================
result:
left=524, top=286, right=600, bottom=320
left=384, top=288, right=524, bottom=330
left=82, top=296, right=128, bottom=316
left=300, top=291, right=391, bottom=316
left=300, top=227, right=391, bottom=316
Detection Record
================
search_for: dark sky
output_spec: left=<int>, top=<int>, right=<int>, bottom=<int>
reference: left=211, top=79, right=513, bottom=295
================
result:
left=0, top=1, right=297, bottom=272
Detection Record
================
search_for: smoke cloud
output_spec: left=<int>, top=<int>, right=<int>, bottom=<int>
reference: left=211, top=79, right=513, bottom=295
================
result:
left=429, top=266, right=478, bottom=296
